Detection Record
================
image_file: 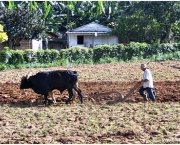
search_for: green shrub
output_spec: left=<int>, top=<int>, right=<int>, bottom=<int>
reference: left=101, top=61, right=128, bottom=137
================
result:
left=99, top=57, right=118, bottom=64
left=14, top=64, right=25, bottom=69
left=49, top=49, right=60, bottom=62
left=115, top=44, right=125, bottom=60
left=1, top=42, right=180, bottom=71
left=59, top=49, right=70, bottom=60
left=0, top=63, right=7, bottom=70
left=9, top=49, right=24, bottom=65
left=36, top=50, right=44, bottom=63
left=62, top=47, right=93, bottom=65
left=173, top=51, right=180, bottom=59
left=93, top=45, right=110, bottom=63
left=53, top=57, right=69, bottom=66
left=23, top=49, right=36, bottom=63
left=0, top=47, right=11, bottom=64
left=43, top=49, right=53, bottom=63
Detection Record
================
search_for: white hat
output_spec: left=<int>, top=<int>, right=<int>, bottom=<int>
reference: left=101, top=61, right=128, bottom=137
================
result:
left=141, top=64, right=147, bottom=69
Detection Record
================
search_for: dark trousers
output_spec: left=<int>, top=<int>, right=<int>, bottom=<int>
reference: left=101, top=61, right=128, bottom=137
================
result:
left=139, top=86, right=156, bottom=101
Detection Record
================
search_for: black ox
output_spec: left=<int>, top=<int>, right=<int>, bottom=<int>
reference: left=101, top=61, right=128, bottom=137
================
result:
left=20, top=70, right=83, bottom=105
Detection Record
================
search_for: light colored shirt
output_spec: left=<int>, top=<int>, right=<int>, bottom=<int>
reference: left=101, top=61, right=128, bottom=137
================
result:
left=143, top=69, right=154, bottom=88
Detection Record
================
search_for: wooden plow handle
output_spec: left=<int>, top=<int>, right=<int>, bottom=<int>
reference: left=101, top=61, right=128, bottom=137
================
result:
left=123, top=82, right=141, bottom=100
left=106, top=81, right=141, bottom=105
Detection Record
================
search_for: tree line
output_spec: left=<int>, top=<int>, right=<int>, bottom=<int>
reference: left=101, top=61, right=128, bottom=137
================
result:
left=0, top=1, right=180, bottom=49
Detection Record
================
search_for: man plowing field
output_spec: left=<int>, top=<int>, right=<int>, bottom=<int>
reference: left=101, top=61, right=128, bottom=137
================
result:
left=106, top=62, right=156, bottom=105
left=139, top=63, right=156, bottom=101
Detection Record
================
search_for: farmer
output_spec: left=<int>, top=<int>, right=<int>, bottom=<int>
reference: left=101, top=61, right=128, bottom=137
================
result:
left=139, top=63, right=156, bottom=101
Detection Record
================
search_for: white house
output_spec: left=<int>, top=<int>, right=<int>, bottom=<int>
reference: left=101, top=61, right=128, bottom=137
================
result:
left=66, top=22, right=118, bottom=48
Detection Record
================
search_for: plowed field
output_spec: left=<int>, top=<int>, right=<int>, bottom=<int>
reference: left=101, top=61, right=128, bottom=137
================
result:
left=0, top=81, right=180, bottom=104
left=0, top=60, right=180, bottom=104
left=0, top=60, right=180, bottom=144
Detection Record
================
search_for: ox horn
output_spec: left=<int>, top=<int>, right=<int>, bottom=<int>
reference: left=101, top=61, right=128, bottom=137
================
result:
left=26, top=72, right=32, bottom=79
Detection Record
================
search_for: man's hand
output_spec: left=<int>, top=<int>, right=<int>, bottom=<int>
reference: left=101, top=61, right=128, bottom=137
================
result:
left=140, top=79, right=144, bottom=85
left=141, top=79, right=148, bottom=83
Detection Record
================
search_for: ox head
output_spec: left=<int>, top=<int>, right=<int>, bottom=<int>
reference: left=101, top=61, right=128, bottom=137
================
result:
left=20, top=72, right=32, bottom=90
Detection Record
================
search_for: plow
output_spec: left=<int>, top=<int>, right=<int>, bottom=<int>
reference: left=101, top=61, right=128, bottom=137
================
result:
left=24, top=82, right=142, bottom=105
left=88, top=82, right=142, bottom=105
left=88, top=62, right=150, bottom=105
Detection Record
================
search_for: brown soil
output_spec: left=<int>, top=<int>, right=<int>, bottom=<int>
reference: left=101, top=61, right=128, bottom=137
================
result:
left=0, top=60, right=180, bottom=104
left=0, top=81, right=179, bottom=105
left=0, top=61, right=180, bottom=144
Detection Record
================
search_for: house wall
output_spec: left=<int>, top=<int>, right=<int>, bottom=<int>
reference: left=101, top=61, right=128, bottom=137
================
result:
left=32, top=39, right=42, bottom=51
left=15, top=39, right=42, bottom=51
left=68, top=34, right=118, bottom=48
left=42, top=40, right=67, bottom=50
left=0, top=39, right=32, bottom=50
left=16, top=39, right=32, bottom=50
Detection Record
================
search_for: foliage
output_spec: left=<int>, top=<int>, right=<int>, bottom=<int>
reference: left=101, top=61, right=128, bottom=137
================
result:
left=23, top=49, right=36, bottom=63
left=59, top=47, right=93, bottom=65
left=0, top=47, right=11, bottom=64
left=45, top=1, right=122, bottom=32
left=0, top=24, right=8, bottom=43
left=23, top=49, right=60, bottom=64
left=1, top=42, right=180, bottom=71
left=0, top=62, right=7, bottom=70
left=36, top=49, right=60, bottom=63
left=9, top=49, right=24, bottom=65
left=93, top=44, right=118, bottom=63
left=112, top=1, right=180, bottom=43
left=144, top=1, right=180, bottom=43
left=1, top=1, right=180, bottom=45
left=0, top=3, right=46, bottom=49
left=98, top=57, right=118, bottom=64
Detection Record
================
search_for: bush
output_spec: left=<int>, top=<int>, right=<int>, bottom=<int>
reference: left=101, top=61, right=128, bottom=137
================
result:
left=1, top=42, right=180, bottom=71
left=0, top=63, right=7, bottom=70
left=48, top=49, right=60, bottom=62
left=173, top=51, right=180, bottom=59
left=99, top=57, right=118, bottom=64
left=93, top=44, right=114, bottom=63
left=0, top=47, right=11, bottom=64
left=23, top=49, right=36, bottom=63
left=60, top=47, right=93, bottom=65
left=36, top=50, right=44, bottom=63
left=126, top=42, right=148, bottom=60
left=9, top=49, right=24, bottom=65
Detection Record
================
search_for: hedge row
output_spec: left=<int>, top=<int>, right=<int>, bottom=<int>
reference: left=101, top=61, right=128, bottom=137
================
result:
left=0, top=42, right=180, bottom=66
left=0, top=47, right=60, bottom=65
left=92, top=42, right=180, bottom=63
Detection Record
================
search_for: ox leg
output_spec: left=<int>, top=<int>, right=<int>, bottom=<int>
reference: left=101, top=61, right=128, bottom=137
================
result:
left=49, top=91, right=56, bottom=104
left=66, top=89, right=74, bottom=104
left=52, top=92, right=56, bottom=104
left=71, top=89, right=77, bottom=102
left=73, top=87, right=83, bottom=103
left=44, top=94, right=49, bottom=106
left=40, top=94, right=43, bottom=104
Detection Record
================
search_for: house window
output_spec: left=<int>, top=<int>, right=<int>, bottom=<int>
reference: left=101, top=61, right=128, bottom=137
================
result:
left=77, top=35, right=84, bottom=44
